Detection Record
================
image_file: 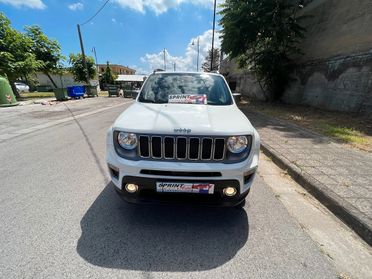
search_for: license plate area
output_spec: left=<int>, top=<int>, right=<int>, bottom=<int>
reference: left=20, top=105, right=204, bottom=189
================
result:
left=156, top=182, right=215, bottom=194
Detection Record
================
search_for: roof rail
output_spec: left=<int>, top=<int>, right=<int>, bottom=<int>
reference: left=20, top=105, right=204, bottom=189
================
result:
left=153, top=69, right=165, bottom=74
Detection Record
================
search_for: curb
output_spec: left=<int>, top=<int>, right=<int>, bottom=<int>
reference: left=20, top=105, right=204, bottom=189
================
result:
left=260, top=141, right=372, bottom=246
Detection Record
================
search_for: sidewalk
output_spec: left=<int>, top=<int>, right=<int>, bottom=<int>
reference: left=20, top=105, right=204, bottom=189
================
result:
left=241, top=107, right=372, bottom=245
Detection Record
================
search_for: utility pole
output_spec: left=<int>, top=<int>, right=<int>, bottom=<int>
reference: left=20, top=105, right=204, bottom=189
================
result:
left=173, top=62, right=176, bottom=71
left=163, top=48, right=167, bottom=71
left=92, top=47, right=100, bottom=88
left=196, top=37, right=200, bottom=72
left=210, top=0, right=217, bottom=72
left=77, top=24, right=90, bottom=83
left=92, top=47, right=98, bottom=70
left=192, top=37, right=200, bottom=71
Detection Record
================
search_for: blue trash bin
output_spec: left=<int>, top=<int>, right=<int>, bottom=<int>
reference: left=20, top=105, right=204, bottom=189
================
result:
left=67, top=86, right=85, bottom=99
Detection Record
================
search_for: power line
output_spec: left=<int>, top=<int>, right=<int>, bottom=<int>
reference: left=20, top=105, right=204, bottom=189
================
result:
left=80, top=0, right=111, bottom=26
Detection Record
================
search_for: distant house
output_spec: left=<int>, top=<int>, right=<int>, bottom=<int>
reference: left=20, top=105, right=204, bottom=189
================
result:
left=116, top=74, right=147, bottom=89
left=33, top=72, right=85, bottom=91
left=97, top=64, right=136, bottom=75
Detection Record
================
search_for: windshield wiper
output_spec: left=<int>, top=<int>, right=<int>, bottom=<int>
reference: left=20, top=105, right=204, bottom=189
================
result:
left=140, top=99, right=168, bottom=104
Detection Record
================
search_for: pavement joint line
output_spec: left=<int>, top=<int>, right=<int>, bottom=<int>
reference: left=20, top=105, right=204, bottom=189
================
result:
left=1, top=101, right=133, bottom=142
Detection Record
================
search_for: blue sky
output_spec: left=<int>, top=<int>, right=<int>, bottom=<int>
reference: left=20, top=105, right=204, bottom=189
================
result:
left=0, top=0, right=223, bottom=74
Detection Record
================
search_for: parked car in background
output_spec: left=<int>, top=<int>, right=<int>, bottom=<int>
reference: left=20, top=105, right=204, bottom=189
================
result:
left=106, top=72, right=260, bottom=207
left=15, top=82, right=30, bottom=93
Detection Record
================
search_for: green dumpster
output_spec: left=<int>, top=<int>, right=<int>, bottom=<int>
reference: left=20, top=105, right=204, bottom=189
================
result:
left=0, top=76, right=19, bottom=107
left=85, top=85, right=98, bottom=97
left=108, top=85, right=118, bottom=97
left=53, top=88, right=69, bottom=101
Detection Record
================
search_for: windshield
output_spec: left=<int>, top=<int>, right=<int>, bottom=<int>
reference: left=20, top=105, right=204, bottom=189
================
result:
left=138, top=73, right=233, bottom=105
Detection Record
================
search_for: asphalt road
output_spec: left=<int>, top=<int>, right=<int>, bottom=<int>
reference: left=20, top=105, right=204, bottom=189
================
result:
left=0, top=99, right=366, bottom=278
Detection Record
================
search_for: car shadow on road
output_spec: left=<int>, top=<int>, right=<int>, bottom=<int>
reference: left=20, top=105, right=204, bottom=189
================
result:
left=77, top=183, right=249, bottom=272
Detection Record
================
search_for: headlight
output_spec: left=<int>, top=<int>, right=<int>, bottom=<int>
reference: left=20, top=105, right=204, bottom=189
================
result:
left=117, top=132, right=137, bottom=150
left=227, top=136, right=248, bottom=153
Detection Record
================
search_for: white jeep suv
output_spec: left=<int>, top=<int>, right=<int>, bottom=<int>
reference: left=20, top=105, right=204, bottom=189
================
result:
left=106, top=72, right=260, bottom=207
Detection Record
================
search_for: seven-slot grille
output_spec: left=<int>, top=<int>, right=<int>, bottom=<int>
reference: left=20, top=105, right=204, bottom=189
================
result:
left=138, top=136, right=226, bottom=161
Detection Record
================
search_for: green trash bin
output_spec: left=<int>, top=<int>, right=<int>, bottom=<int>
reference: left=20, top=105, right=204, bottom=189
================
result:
left=108, top=85, right=118, bottom=97
left=53, top=88, right=69, bottom=101
left=0, top=76, right=18, bottom=107
left=85, top=85, right=98, bottom=97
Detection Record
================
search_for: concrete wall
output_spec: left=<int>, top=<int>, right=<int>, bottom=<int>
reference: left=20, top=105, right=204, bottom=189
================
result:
left=282, top=0, right=372, bottom=112
left=283, top=53, right=372, bottom=113
left=298, top=0, right=372, bottom=61
left=220, top=59, right=266, bottom=101
left=221, top=0, right=372, bottom=113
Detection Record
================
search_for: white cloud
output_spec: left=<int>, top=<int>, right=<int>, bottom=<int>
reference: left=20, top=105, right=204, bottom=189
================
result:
left=0, top=0, right=46, bottom=9
left=68, top=2, right=84, bottom=11
left=113, top=0, right=224, bottom=15
left=111, top=18, right=117, bottom=23
left=137, top=29, right=221, bottom=74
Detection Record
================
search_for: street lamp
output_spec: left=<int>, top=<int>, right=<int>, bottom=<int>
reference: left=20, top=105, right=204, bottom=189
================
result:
left=192, top=37, right=200, bottom=72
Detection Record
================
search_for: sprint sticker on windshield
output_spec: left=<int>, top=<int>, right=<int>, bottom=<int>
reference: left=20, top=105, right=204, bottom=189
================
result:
left=168, top=94, right=207, bottom=104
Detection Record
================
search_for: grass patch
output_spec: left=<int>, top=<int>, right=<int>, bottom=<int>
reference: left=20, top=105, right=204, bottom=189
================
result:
left=321, top=125, right=368, bottom=144
left=19, top=92, right=55, bottom=99
left=98, top=91, right=109, bottom=97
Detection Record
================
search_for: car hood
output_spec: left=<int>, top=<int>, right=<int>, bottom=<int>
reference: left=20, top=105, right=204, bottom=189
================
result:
left=112, top=102, right=256, bottom=136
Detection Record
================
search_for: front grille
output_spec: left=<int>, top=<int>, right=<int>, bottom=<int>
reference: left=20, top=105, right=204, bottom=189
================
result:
left=138, top=135, right=226, bottom=161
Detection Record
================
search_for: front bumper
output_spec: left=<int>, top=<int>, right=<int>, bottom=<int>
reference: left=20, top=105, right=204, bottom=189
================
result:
left=115, top=176, right=251, bottom=206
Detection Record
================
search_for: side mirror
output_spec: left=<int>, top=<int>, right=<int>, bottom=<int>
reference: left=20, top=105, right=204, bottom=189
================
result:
left=232, top=92, right=242, bottom=103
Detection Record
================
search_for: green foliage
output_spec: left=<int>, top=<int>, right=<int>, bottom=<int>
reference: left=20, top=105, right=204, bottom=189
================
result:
left=220, top=0, right=306, bottom=100
left=25, top=26, right=64, bottom=74
left=0, top=13, right=64, bottom=94
left=68, top=53, right=96, bottom=83
left=0, top=13, right=42, bottom=95
left=202, top=48, right=220, bottom=72
left=102, top=62, right=117, bottom=84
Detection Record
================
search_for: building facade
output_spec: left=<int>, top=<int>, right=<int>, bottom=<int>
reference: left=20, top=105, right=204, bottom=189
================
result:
left=97, top=64, right=136, bottom=75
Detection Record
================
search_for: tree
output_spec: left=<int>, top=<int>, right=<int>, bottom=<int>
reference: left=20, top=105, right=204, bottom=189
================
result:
left=202, top=48, right=220, bottom=72
left=68, top=53, right=96, bottom=83
left=102, top=62, right=117, bottom=84
left=220, top=0, right=306, bottom=100
left=25, top=26, right=64, bottom=88
left=0, top=13, right=42, bottom=97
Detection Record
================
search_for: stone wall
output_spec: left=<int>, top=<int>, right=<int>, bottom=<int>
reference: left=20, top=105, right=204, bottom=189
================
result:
left=283, top=0, right=372, bottom=112
left=283, top=53, right=372, bottom=113
left=221, top=0, right=372, bottom=113
left=219, top=59, right=266, bottom=101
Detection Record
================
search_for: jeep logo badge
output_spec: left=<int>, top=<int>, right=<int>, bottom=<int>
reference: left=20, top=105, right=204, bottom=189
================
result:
left=174, top=128, right=192, bottom=134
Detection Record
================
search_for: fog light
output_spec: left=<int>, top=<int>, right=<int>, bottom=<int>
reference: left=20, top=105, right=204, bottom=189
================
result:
left=125, top=184, right=138, bottom=193
left=223, top=187, right=237, bottom=197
